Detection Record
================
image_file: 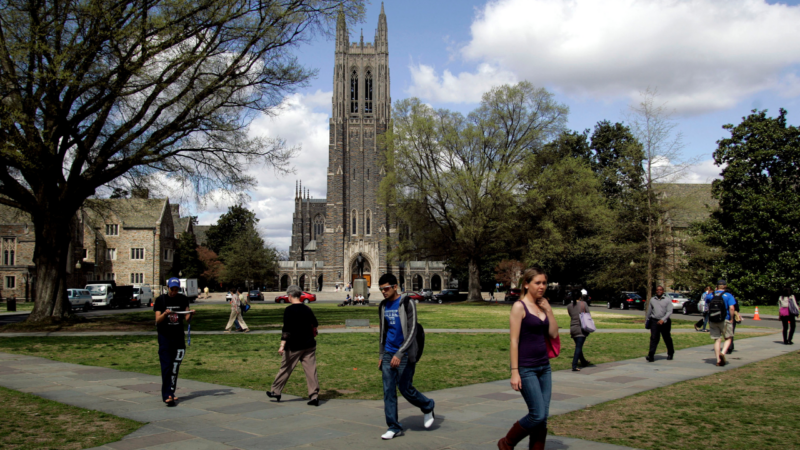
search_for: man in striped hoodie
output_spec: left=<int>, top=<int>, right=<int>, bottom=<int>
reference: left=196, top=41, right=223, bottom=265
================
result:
left=377, top=273, right=435, bottom=440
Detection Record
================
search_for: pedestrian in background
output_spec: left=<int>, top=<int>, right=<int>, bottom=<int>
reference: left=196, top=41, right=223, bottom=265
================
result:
left=707, top=279, right=736, bottom=366
left=645, top=286, right=674, bottom=362
left=225, top=289, right=249, bottom=333
left=499, top=267, right=559, bottom=450
left=266, top=285, right=320, bottom=406
left=567, top=289, right=592, bottom=371
left=778, top=287, right=798, bottom=345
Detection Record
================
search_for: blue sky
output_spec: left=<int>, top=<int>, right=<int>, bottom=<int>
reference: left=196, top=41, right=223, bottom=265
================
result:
left=190, top=0, right=800, bottom=251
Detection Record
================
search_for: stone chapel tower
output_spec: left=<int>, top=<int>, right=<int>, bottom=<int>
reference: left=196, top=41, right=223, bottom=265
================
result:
left=321, top=4, right=391, bottom=287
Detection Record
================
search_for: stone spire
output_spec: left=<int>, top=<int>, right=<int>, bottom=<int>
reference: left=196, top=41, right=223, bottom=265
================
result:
left=376, top=2, right=388, bottom=53
left=336, top=5, right=349, bottom=53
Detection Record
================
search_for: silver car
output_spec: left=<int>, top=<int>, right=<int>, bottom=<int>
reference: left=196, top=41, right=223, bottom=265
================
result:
left=67, top=289, right=93, bottom=312
left=668, top=292, right=690, bottom=311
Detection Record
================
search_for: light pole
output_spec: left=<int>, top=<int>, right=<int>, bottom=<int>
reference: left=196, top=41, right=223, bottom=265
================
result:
left=629, top=260, right=636, bottom=292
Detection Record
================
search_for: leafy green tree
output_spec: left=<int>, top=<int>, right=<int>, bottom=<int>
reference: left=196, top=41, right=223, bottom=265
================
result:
left=697, top=109, right=800, bottom=304
left=168, top=233, right=204, bottom=280
left=0, top=0, right=365, bottom=321
left=381, top=82, right=568, bottom=301
left=205, top=205, right=258, bottom=255
left=219, top=228, right=278, bottom=288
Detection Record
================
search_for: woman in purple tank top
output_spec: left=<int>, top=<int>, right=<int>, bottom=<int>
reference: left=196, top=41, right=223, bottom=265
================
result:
left=498, top=267, right=559, bottom=450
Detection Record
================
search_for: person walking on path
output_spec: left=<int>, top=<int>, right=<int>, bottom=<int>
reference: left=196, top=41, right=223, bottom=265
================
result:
left=499, top=267, right=559, bottom=450
left=236, top=289, right=250, bottom=331
left=695, top=286, right=713, bottom=332
left=266, top=285, right=320, bottom=406
left=203, top=286, right=210, bottom=299
left=645, top=286, right=674, bottom=362
left=153, top=277, right=195, bottom=407
left=778, top=287, right=798, bottom=345
left=566, top=290, right=592, bottom=371
left=225, top=289, right=249, bottom=333
left=377, top=273, right=435, bottom=440
left=706, top=279, right=736, bottom=366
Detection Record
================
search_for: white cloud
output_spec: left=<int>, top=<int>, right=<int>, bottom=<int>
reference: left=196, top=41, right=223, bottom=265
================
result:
left=676, top=159, right=723, bottom=184
left=406, top=62, right=517, bottom=103
left=196, top=90, right=332, bottom=251
left=421, top=0, right=800, bottom=114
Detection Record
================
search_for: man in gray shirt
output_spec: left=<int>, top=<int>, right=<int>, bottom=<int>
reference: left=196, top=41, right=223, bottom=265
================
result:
left=646, top=286, right=674, bottom=362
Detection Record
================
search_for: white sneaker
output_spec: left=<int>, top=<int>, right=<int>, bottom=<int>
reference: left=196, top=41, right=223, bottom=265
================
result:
left=381, top=430, right=402, bottom=440
left=423, top=410, right=435, bottom=429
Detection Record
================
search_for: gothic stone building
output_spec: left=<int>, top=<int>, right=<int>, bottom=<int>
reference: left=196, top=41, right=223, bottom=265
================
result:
left=278, top=5, right=449, bottom=293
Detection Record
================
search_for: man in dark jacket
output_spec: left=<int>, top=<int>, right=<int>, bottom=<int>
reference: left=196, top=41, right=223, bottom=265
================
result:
left=377, top=273, right=435, bottom=440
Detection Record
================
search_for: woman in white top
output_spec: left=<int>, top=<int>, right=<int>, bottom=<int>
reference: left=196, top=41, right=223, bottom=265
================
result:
left=778, top=287, right=799, bottom=345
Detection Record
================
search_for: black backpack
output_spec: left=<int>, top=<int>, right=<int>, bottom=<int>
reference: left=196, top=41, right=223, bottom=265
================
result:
left=403, top=295, right=426, bottom=362
left=708, top=292, right=727, bottom=323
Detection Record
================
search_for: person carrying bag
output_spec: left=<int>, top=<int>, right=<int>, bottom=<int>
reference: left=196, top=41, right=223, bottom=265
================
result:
left=566, top=290, right=593, bottom=372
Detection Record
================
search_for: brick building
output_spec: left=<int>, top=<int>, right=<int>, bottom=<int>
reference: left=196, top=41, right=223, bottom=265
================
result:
left=279, top=5, right=449, bottom=293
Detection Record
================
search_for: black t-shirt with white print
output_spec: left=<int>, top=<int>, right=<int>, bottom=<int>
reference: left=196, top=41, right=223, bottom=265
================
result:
left=153, top=293, right=190, bottom=341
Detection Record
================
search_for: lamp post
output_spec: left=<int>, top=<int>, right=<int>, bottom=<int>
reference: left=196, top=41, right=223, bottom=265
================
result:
left=629, top=260, right=636, bottom=292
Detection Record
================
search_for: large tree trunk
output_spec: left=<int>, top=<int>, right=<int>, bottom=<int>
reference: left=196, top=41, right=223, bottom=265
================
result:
left=27, top=212, right=74, bottom=322
left=468, top=255, right=482, bottom=302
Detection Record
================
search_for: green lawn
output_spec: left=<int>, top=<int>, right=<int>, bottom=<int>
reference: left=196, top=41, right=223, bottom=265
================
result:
left=738, top=305, right=780, bottom=316
left=2, top=302, right=700, bottom=332
left=549, top=349, right=800, bottom=450
left=0, top=332, right=762, bottom=401
left=0, top=386, right=141, bottom=450
left=1, top=301, right=34, bottom=312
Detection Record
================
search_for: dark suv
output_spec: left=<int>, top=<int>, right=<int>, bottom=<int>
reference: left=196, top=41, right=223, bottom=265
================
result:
left=433, top=289, right=463, bottom=303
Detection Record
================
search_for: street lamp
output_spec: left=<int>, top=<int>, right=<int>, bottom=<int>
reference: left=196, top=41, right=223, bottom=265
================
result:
left=629, top=260, right=636, bottom=268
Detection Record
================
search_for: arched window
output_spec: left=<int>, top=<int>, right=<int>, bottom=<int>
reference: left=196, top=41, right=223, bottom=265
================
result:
left=350, top=69, right=358, bottom=113
left=314, top=215, right=324, bottom=239
left=365, top=209, right=372, bottom=235
left=365, top=70, right=373, bottom=114
left=351, top=210, right=358, bottom=235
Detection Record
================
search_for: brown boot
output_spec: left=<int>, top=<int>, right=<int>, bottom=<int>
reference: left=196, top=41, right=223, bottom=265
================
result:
left=529, top=425, right=547, bottom=450
left=498, top=421, right=529, bottom=449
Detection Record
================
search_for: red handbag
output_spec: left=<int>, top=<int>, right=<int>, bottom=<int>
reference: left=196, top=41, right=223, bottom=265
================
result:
left=546, top=335, right=561, bottom=358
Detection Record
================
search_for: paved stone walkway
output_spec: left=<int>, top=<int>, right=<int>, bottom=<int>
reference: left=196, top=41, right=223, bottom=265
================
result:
left=0, top=327, right=773, bottom=337
left=0, top=332, right=793, bottom=449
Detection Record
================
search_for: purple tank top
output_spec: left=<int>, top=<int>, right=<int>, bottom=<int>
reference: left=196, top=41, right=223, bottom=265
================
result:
left=518, top=301, right=550, bottom=368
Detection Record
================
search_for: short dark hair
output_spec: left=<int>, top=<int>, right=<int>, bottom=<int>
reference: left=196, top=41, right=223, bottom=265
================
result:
left=379, top=273, right=397, bottom=286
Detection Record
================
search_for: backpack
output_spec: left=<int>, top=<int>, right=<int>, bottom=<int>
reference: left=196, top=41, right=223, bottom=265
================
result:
left=402, top=295, right=426, bottom=362
left=707, top=292, right=728, bottom=323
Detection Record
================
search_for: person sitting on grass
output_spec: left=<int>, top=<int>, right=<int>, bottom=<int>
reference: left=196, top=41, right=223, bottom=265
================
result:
left=153, top=277, right=195, bottom=407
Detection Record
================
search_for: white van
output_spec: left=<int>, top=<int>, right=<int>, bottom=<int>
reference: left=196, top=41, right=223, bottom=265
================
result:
left=179, top=278, right=199, bottom=303
left=67, top=289, right=93, bottom=311
left=133, top=285, right=154, bottom=307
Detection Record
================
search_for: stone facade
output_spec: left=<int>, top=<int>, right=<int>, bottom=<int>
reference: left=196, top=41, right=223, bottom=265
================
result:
left=83, top=198, right=177, bottom=293
left=280, top=5, right=449, bottom=292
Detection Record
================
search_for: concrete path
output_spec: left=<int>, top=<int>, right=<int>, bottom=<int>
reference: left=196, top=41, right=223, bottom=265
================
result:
left=0, top=327, right=773, bottom=338
left=0, top=332, right=793, bottom=450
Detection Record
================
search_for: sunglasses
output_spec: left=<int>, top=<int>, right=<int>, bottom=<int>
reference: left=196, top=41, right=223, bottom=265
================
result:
left=380, top=285, right=396, bottom=292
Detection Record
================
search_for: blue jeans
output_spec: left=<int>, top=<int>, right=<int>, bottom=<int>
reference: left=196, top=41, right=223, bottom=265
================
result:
left=518, top=364, right=552, bottom=430
left=381, top=353, right=435, bottom=432
left=572, top=336, right=588, bottom=369
left=701, top=312, right=709, bottom=330
left=157, top=335, right=185, bottom=401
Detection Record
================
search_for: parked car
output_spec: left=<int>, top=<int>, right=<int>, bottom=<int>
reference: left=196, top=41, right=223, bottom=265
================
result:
left=85, top=280, right=134, bottom=309
left=421, top=288, right=433, bottom=301
left=681, top=293, right=706, bottom=315
left=248, top=290, right=264, bottom=301
left=505, top=288, right=522, bottom=302
left=606, top=292, right=645, bottom=310
left=432, top=289, right=464, bottom=303
left=274, top=291, right=317, bottom=304
left=406, top=292, right=425, bottom=302
left=560, top=289, right=593, bottom=306
left=67, top=289, right=93, bottom=312
left=667, top=292, right=690, bottom=311
left=133, top=285, right=154, bottom=307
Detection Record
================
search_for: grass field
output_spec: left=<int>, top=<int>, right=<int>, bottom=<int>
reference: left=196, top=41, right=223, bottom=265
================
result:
left=1, top=301, right=34, bottom=312
left=0, top=332, right=761, bottom=401
left=1, top=302, right=701, bottom=333
left=0, top=386, right=141, bottom=450
left=738, top=305, right=780, bottom=316
left=549, top=349, right=800, bottom=450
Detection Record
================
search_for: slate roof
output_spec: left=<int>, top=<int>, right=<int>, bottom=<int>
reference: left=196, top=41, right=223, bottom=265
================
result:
left=173, top=216, right=191, bottom=238
left=0, top=204, right=32, bottom=224
left=84, top=198, right=167, bottom=229
left=304, top=240, right=317, bottom=251
left=193, top=225, right=211, bottom=246
left=656, top=183, right=718, bottom=228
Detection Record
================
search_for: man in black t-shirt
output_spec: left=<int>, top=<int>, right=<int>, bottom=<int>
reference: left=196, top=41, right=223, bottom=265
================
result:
left=154, top=277, right=194, bottom=406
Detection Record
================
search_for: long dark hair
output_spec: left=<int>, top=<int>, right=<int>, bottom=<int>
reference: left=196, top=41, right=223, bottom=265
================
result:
left=571, top=288, right=582, bottom=306
left=782, top=286, right=793, bottom=298
left=519, top=267, right=548, bottom=307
